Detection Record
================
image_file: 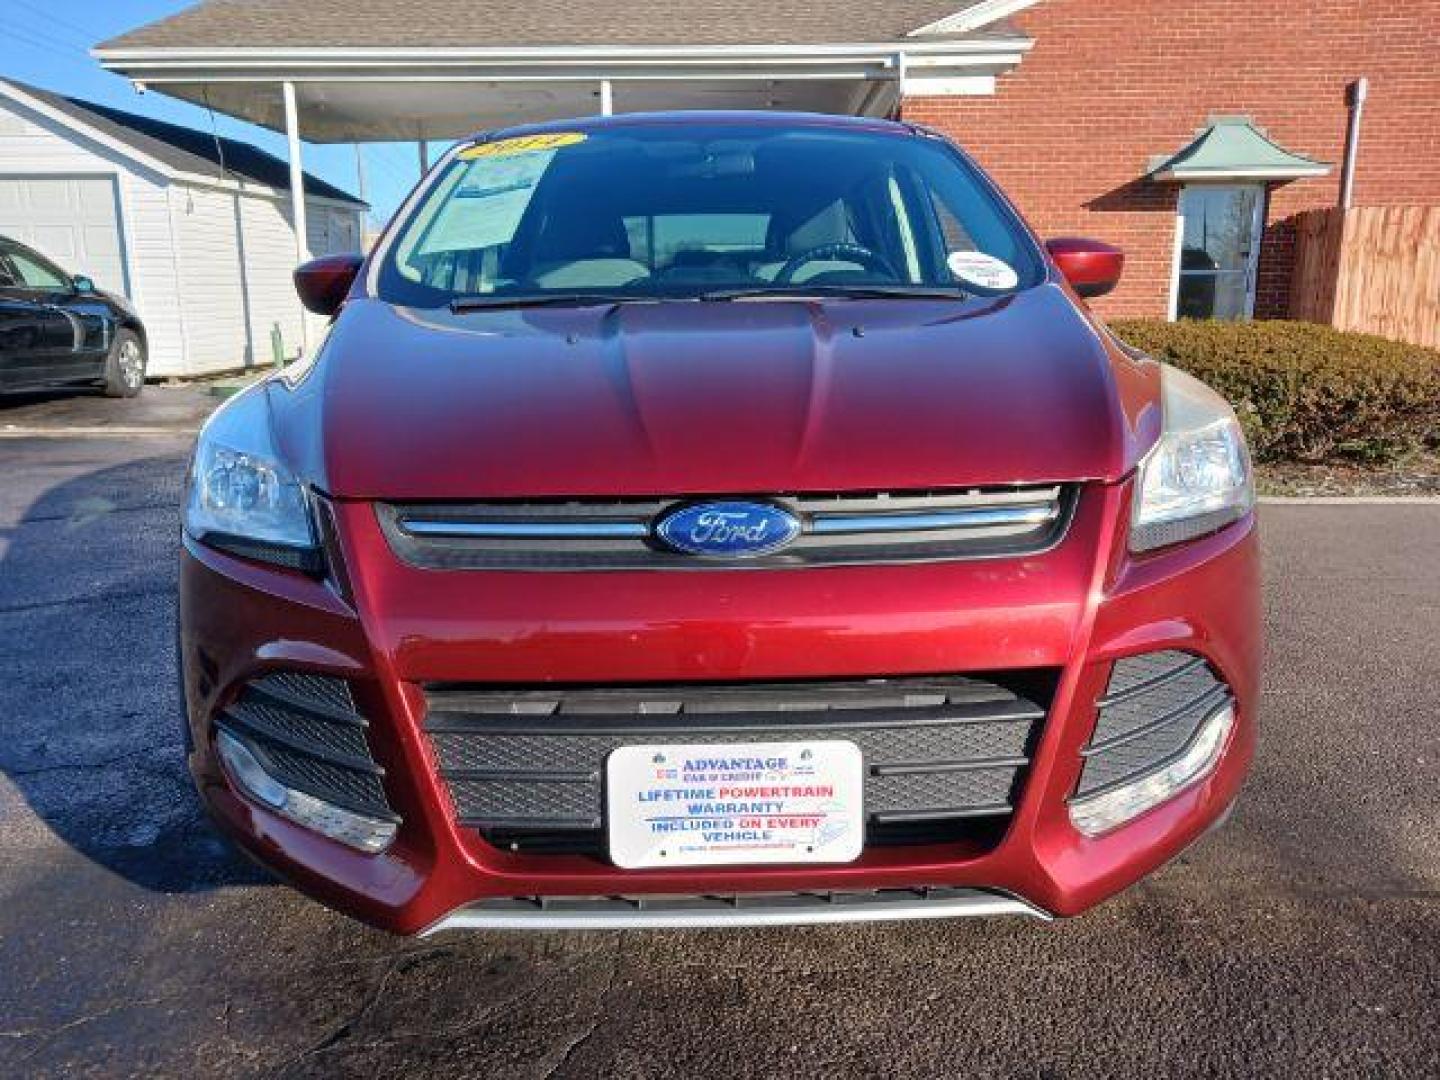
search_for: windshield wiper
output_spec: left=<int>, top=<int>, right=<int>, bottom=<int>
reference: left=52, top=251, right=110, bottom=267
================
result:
left=449, top=285, right=974, bottom=311
left=698, top=284, right=972, bottom=302
left=449, top=293, right=651, bottom=313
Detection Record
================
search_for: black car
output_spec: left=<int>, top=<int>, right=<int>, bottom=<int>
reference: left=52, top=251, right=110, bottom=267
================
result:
left=0, top=235, right=147, bottom=397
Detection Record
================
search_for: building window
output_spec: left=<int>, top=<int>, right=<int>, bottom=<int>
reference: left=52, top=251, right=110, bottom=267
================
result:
left=1170, top=184, right=1264, bottom=321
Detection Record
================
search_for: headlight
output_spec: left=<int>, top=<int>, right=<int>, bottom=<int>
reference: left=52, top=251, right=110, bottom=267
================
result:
left=1131, top=365, right=1254, bottom=552
left=184, top=384, right=321, bottom=572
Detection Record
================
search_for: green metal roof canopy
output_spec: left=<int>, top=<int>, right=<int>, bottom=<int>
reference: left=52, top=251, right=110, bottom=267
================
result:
left=1149, top=116, right=1330, bottom=181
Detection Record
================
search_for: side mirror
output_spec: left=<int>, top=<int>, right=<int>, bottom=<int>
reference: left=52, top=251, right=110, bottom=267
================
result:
left=294, top=253, right=364, bottom=317
left=72, top=274, right=96, bottom=294
left=1045, top=238, right=1124, bottom=299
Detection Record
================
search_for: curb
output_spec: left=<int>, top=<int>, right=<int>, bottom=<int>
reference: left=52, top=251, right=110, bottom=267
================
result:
left=2, top=431, right=1437, bottom=505
left=1259, top=495, right=1440, bottom=505
left=0, top=426, right=198, bottom=439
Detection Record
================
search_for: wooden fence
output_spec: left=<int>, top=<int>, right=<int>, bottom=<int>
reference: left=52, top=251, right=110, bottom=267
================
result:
left=1290, top=205, right=1440, bottom=349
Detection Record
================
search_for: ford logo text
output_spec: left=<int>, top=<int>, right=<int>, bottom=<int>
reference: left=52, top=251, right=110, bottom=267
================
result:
left=654, top=502, right=801, bottom=558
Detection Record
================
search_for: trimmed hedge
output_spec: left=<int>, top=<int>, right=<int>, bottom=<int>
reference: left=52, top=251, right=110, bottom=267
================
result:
left=1109, top=319, right=1440, bottom=464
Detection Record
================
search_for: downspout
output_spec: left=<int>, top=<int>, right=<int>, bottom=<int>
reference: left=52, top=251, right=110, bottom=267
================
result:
left=164, top=185, right=194, bottom=372
left=1339, top=77, right=1367, bottom=209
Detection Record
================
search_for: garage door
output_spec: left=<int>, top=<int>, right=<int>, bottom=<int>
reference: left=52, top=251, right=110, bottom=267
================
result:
left=0, top=175, right=128, bottom=296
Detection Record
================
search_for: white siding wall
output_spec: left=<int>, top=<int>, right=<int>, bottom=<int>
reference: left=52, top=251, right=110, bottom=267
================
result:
left=174, top=184, right=366, bottom=373
left=306, top=203, right=364, bottom=257
left=238, top=192, right=310, bottom=367
left=171, top=185, right=251, bottom=372
left=0, top=95, right=185, bottom=374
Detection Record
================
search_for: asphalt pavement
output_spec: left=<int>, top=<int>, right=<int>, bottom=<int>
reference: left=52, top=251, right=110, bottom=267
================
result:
left=0, top=428, right=1436, bottom=1078
left=0, top=385, right=220, bottom=437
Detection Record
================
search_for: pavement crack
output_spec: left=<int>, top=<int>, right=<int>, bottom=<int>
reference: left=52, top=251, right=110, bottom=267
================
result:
left=2, top=745, right=165, bottom=777
left=13, top=501, right=177, bottom=526
left=271, top=949, right=614, bottom=1066
left=539, top=933, right=623, bottom=1080
left=0, top=586, right=175, bottom=617
left=5, top=994, right=177, bottom=1060
left=275, top=947, right=451, bottom=1074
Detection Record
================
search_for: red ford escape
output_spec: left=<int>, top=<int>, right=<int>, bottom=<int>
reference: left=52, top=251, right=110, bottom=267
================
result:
left=178, top=113, right=1260, bottom=934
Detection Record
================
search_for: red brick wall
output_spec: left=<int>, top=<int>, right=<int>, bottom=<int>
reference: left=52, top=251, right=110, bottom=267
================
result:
left=903, top=0, right=1440, bottom=319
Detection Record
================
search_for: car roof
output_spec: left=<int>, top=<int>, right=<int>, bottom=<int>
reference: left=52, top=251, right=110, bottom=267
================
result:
left=0, top=234, right=53, bottom=261
left=470, top=110, right=914, bottom=145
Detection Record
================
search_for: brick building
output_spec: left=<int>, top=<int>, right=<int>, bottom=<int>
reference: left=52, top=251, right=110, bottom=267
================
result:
left=97, top=0, right=1440, bottom=324
left=904, top=1, right=1440, bottom=321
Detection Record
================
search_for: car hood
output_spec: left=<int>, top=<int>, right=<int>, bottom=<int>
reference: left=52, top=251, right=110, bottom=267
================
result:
left=284, top=285, right=1160, bottom=500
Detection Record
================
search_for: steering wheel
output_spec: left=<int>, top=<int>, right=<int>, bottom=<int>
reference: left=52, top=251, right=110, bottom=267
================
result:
left=773, top=242, right=898, bottom=285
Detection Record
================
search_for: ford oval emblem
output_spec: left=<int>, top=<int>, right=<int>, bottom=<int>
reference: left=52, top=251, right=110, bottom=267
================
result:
left=654, top=501, right=801, bottom=558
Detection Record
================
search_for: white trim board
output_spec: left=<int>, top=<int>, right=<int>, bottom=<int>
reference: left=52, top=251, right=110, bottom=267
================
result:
left=1153, top=166, right=1331, bottom=182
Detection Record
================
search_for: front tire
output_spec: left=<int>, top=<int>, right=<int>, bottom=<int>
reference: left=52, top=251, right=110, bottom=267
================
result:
left=103, top=329, right=146, bottom=398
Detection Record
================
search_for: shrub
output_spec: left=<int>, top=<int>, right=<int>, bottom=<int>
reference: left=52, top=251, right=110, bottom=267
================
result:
left=1108, top=319, right=1440, bottom=464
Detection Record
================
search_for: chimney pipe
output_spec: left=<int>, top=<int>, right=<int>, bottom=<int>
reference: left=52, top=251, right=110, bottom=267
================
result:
left=1340, top=77, right=1368, bottom=210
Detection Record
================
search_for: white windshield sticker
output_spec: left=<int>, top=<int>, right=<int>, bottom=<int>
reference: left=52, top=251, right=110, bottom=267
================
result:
left=947, top=251, right=1019, bottom=290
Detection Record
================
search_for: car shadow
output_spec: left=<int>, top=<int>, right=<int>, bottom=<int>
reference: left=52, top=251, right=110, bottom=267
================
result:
left=0, top=447, right=271, bottom=892
left=0, top=387, right=97, bottom=410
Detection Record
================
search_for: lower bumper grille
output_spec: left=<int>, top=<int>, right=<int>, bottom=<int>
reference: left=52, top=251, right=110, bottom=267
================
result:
left=424, top=674, right=1051, bottom=857
left=1079, top=651, right=1233, bottom=797
left=216, top=672, right=398, bottom=823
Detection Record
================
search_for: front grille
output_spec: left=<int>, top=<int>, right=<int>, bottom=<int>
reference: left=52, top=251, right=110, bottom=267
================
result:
left=215, top=672, right=398, bottom=822
left=1077, top=651, right=1232, bottom=798
left=378, top=485, right=1075, bottom=571
left=424, top=674, right=1052, bottom=857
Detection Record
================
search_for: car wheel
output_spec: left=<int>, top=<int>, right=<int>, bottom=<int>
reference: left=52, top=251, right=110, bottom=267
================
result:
left=103, top=329, right=146, bottom=398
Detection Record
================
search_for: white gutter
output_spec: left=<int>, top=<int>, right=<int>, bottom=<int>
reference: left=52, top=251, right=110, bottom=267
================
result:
left=92, top=42, right=1032, bottom=91
left=117, top=68, right=1021, bottom=85
left=94, top=40, right=1033, bottom=64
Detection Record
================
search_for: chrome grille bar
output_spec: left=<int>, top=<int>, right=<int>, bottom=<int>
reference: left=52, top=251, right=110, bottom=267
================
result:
left=809, top=504, right=1058, bottom=535
left=402, top=520, right=650, bottom=539
left=378, top=484, right=1075, bottom=571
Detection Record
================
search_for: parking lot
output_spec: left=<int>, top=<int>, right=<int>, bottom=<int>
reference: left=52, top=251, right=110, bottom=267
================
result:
left=1, top=420, right=1436, bottom=1078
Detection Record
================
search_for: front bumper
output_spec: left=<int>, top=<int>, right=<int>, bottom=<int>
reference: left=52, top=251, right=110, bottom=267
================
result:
left=178, top=481, right=1260, bottom=934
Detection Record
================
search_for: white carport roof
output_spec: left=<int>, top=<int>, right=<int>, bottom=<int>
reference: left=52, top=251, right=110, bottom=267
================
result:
left=94, top=0, right=1039, bottom=142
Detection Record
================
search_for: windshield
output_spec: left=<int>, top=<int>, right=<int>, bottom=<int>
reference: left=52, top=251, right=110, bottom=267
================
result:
left=378, top=122, right=1044, bottom=306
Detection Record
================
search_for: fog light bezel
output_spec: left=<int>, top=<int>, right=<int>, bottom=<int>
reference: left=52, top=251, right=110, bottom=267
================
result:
left=215, top=729, right=398, bottom=854
left=1068, top=702, right=1236, bottom=837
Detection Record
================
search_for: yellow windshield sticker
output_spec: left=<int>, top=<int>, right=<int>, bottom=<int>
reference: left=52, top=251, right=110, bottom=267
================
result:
left=459, top=132, right=587, bottom=160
